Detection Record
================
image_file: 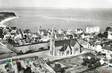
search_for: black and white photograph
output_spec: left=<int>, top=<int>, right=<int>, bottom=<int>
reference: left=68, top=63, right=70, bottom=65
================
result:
left=0, top=0, right=112, bottom=73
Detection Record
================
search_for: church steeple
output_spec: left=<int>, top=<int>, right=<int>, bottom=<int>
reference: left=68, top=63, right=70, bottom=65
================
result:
left=50, top=27, right=56, bottom=56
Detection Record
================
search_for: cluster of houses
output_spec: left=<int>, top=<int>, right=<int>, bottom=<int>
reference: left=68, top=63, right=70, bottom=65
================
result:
left=49, top=26, right=112, bottom=58
left=1, top=19, right=112, bottom=58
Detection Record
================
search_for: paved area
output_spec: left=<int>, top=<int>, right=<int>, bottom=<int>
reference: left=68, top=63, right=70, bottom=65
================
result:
left=96, top=65, right=112, bottom=73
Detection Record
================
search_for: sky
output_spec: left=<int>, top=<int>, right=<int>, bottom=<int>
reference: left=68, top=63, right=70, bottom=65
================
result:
left=0, top=0, right=112, bottom=9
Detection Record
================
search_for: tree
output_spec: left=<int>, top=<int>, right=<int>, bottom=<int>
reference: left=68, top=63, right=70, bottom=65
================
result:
left=53, top=64, right=65, bottom=73
left=97, top=33, right=103, bottom=38
left=103, top=31, right=108, bottom=38
left=105, top=27, right=111, bottom=31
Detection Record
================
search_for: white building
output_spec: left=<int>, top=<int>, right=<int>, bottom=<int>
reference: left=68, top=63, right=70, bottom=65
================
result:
left=86, top=26, right=100, bottom=34
left=108, top=31, right=112, bottom=40
left=75, top=28, right=83, bottom=34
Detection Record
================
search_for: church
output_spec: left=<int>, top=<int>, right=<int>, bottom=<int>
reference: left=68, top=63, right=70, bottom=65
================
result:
left=49, top=30, right=83, bottom=56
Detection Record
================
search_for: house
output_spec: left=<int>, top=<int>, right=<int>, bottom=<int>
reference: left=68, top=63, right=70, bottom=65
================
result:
left=54, top=29, right=66, bottom=40
left=86, top=26, right=100, bottom=34
left=66, top=29, right=73, bottom=35
left=57, top=29, right=64, bottom=34
left=104, top=26, right=112, bottom=39
left=66, top=30, right=74, bottom=39
left=108, top=31, right=112, bottom=40
left=55, top=34, right=65, bottom=40
left=38, top=29, right=49, bottom=36
left=81, top=33, right=91, bottom=39
left=94, top=44, right=102, bottom=52
left=75, top=28, right=83, bottom=34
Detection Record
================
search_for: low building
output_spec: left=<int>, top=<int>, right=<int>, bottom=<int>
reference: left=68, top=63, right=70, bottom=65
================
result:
left=75, top=28, right=83, bottom=34
left=108, top=31, right=112, bottom=40
left=81, top=33, right=93, bottom=39
left=86, top=26, right=100, bottom=34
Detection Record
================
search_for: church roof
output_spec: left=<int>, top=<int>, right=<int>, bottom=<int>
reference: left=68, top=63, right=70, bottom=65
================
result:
left=55, top=39, right=76, bottom=47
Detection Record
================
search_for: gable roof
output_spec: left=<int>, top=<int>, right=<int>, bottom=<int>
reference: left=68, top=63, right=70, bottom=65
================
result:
left=55, top=39, right=76, bottom=47
left=54, top=39, right=80, bottom=52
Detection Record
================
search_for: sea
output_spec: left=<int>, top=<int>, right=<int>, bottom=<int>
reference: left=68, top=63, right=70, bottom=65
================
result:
left=0, top=7, right=112, bottom=32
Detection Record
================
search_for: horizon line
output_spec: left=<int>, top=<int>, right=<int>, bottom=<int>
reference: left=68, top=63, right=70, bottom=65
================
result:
left=0, top=7, right=112, bottom=10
